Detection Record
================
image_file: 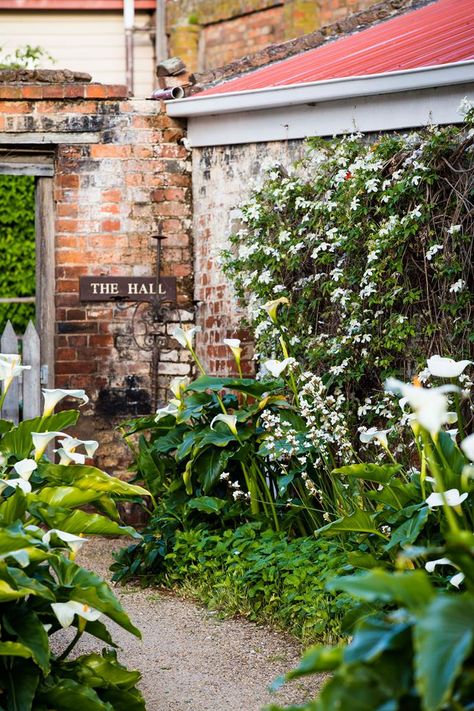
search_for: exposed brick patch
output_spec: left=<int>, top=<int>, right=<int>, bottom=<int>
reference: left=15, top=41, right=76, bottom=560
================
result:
left=191, top=0, right=432, bottom=88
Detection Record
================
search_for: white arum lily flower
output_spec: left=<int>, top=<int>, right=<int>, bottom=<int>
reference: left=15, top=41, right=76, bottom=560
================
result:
left=0, top=453, right=6, bottom=468
left=51, top=600, right=101, bottom=628
left=461, top=433, right=474, bottom=462
left=386, top=378, right=459, bottom=433
left=169, top=376, right=190, bottom=399
left=210, top=414, right=238, bottom=436
left=446, top=412, right=458, bottom=425
left=32, top=431, right=68, bottom=461
left=42, top=388, right=89, bottom=417
left=0, top=354, right=30, bottom=392
left=172, top=325, right=201, bottom=350
left=42, top=529, right=87, bottom=554
left=263, top=358, right=295, bottom=378
left=425, top=488, right=468, bottom=509
left=13, top=458, right=37, bottom=480
left=263, top=297, right=289, bottom=323
left=55, top=448, right=85, bottom=466
left=0, top=478, right=31, bottom=494
left=155, top=400, right=179, bottom=423
left=58, top=437, right=99, bottom=458
left=359, top=428, right=391, bottom=447
left=450, top=572, right=465, bottom=588
left=425, top=557, right=453, bottom=573
left=223, top=338, right=242, bottom=366
left=426, top=355, right=472, bottom=379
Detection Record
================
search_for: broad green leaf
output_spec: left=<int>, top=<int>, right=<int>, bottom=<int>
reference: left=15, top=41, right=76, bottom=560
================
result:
left=198, top=429, right=237, bottom=448
left=187, top=496, right=226, bottom=514
left=0, top=578, right=38, bottom=602
left=270, top=645, right=343, bottom=692
left=27, top=501, right=140, bottom=539
left=5, top=566, right=55, bottom=600
left=193, top=447, right=230, bottom=492
left=38, top=678, right=113, bottom=711
left=437, top=431, right=466, bottom=483
left=0, top=411, right=78, bottom=459
left=316, top=510, right=383, bottom=538
left=332, top=463, right=401, bottom=484
left=84, top=620, right=118, bottom=648
left=414, top=594, right=474, bottom=710
left=327, top=569, right=434, bottom=611
left=71, top=651, right=141, bottom=689
left=3, top=608, right=50, bottom=672
left=347, top=551, right=380, bottom=569
left=4, top=661, right=39, bottom=711
left=31, top=486, right=103, bottom=509
left=151, top=425, right=189, bottom=454
left=344, top=617, right=410, bottom=664
left=176, top=392, right=212, bottom=423
left=187, top=374, right=283, bottom=398
left=384, top=506, right=429, bottom=551
left=0, top=641, right=33, bottom=658
left=38, top=465, right=149, bottom=498
left=367, top=480, right=418, bottom=510
left=0, top=488, right=27, bottom=524
left=176, top=430, right=204, bottom=461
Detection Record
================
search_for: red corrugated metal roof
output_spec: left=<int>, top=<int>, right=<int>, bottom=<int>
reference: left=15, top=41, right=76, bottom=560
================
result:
left=0, top=0, right=155, bottom=9
left=200, top=0, right=474, bottom=97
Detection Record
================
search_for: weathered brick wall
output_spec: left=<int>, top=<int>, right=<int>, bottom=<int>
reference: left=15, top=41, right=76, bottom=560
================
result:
left=0, top=74, right=193, bottom=475
left=192, top=141, right=304, bottom=375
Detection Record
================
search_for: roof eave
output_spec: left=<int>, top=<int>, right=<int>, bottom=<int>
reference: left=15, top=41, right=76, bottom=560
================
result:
left=166, top=60, right=474, bottom=118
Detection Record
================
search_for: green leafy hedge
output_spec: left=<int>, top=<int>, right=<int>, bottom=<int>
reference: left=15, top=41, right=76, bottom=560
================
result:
left=0, top=175, right=36, bottom=331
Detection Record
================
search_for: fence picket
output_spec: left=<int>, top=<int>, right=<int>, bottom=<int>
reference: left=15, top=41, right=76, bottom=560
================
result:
left=23, top=321, right=41, bottom=420
left=1, top=321, right=19, bottom=424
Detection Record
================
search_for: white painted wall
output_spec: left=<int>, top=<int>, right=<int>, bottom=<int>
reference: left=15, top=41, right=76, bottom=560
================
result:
left=0, top=10, right=155, bottom=97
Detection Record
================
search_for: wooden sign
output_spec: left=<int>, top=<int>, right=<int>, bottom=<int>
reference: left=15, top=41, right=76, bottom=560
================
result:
left=79, top=276, right=177, bottom=302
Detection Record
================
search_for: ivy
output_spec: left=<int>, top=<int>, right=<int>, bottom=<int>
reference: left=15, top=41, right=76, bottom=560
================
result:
left=0, top=175, right=36, bottom=332
left=222, top=106, right=474, bottom=431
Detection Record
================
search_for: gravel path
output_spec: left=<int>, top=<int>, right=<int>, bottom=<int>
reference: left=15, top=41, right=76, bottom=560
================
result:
left=58, top=537, right=324, bottom=711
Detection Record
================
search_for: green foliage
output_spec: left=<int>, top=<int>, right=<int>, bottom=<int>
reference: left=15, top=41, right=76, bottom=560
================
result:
left=222, top=116, right=474, bottom=431
left=0, top=44, right=55, bottom=69
left=115, top=524, right=349, bottom=644
left=0, top=175, right=36, bottom=331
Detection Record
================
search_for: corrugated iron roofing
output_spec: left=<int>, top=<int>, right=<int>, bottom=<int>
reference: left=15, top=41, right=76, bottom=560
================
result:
left=199, top=0, right=474, bottom=96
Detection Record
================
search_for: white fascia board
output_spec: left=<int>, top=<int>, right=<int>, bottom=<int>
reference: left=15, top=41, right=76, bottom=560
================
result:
left=166, top=60, right=474, bottom=118
left=185, top=82, right=474, bottom=147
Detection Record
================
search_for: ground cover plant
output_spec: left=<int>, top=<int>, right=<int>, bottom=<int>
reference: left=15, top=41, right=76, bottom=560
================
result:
left=0, top=354, right=148, bottom=710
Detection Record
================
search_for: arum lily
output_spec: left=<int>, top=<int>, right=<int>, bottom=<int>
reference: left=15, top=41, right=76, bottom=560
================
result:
left=169, top=376, right=190, bottom=400
left=0, top=478, right=31, bottom=494
left=425, top=488, right=468, bottom=509
left=426, top=355, right=472, bottom=379
left=42, top=388, right=89, bottom=417
left=450, top=572, right=465, bottom=588
left=263, top=297, right=289, bottom=323
left=386, top=378, right=458, bottom=433
left=13, top=458, right=37, bottom=480
left=0, top=453, right=6, bottom=468
left=359, top=427, right=391, bottom=447
left=55, top=448, right=85, bottom=466
left=58, top=436, right=99, bottom=458
left=0, top=354, right=30, bottom=398
left=155, top=400, right=179, bottom=423
left=51, top=600, right=101, bottom=628
left=32, top=431, right=68, bottom=461
left=425, top=557, right=453, bottom=573
left=210, top=414, right=238, bottom=436
left=172, top=325, right=201, bottom=350
left=42, top=529, right=87, bottom=555
left=263, top=358, right=295, bottom=378
left=461, top=433, right=474, bottom=462
left=223, top=337, right=242, bottom=364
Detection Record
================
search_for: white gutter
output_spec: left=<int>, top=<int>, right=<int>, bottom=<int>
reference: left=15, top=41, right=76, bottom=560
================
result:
left=166, top=60, right=474, bottom=117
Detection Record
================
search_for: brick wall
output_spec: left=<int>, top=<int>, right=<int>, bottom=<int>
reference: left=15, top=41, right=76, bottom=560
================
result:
left=0, top=73, right=193, bottom=475
left=192, top=141, right=304, bottom=376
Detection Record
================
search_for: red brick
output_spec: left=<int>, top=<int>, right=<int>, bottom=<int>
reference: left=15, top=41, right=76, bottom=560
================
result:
left=42, top=85, right=65, bottom=99
left=90, top=145, right=131, bottom=159
left=100, top=219, right=121, bottom=232
left=0, top=101, right=30, bottom=113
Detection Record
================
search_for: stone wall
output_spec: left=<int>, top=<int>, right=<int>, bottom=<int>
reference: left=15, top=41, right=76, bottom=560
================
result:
left=0, top=72, right=193, bottom=475
left=192, top=141, right=305, bottom=375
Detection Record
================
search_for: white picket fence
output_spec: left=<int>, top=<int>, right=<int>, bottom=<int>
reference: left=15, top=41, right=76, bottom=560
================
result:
left=1, top=320, right=42, bottom=423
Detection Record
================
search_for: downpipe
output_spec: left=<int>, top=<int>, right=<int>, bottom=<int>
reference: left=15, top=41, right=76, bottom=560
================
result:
left=151, top=86, right=185, bottom=100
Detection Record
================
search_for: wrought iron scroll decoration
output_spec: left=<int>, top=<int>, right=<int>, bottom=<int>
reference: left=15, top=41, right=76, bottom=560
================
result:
left=116, top=228, right=181, bottom=411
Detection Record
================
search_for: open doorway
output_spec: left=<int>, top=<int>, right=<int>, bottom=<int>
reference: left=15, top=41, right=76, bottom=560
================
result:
left=0, top=147, right=55, bottom=420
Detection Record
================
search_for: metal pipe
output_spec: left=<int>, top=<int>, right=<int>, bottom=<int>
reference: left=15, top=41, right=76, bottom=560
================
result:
left=155, top=0, right=167, bottom=63
left=124, top=0, right=135, bottom=95
left=151, top=86, right=185, bottom=100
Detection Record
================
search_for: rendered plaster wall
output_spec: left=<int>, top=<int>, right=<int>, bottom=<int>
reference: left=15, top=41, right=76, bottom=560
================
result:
left=192, top=140, right=305, bottom=375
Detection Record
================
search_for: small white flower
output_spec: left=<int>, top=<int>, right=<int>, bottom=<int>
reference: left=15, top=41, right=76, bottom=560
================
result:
left=449, top=279, right=465, bottom=294
left=425, top=244, right=443, bottom=261
left=172, top=325, right=201, bottom=350
left=461, top=433, right=474, bottom=462
left=51, top=600, right=101, bottom=628
left=425, top=489, right=468, bottom=509
left=210, top=414, right=238, bottom=436
left=219, top=471, right=230, bottom=481
left=447, top=224, right=462, bottom=234
left=426, top=355, right=472, bottom=379
left=263, top=358, right=295, bottom=378
left=42, top=389, right=89, bottom=417
left=13, top=459, right=37, bottom=480
left=42, top=529, right=87, bottom=554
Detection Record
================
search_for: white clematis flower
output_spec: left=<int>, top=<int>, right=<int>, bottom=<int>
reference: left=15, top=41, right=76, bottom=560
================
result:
left=32, top=431, right=69, bottom=461
left=359, top=427, right=391, bottom=447
left=210, top=414, right=238, bottom=436
left=386, top=378, right=459, bottom=433
left=0, top=354, right=30, bottom=393
left=169, top=376, right=190, bottom=399
left=42, top=529, right=87, bottom=554
left=426, top=355, right=472, bottom=379
left=0, top=478, right=31, bottom=494
left=51, top=600, right=101, bottom=628
left=263, top=358, right=295, bottom=378
left=461, top=433, right=474, bottom=462
left=425, top=488, right=468, bottom=509
left=42, top=389, right=89, bottom=417
left=13, top=458, right=37, bottom=480
left=172, top=325, right=201, bottom=350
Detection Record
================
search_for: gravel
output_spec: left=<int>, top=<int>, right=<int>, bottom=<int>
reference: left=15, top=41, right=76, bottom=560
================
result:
left=57, top=537, right=324, bottom=711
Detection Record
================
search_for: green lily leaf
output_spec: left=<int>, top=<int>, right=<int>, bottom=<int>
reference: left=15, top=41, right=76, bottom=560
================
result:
left=344, top=617, right=410, bottom=664
left=31, top=486, right=103, bottom=509
left=4, top=661, right=39, bottom=711
left=0, top=641, right=33, bottom=658
left=0, top=488, right=28, bottom=524
left=270, top=644, right=343, bottom=691
left=367, top=480, right=418, bottom=510
left=151, top=424, right=189, bottom=454
left=38, top=465, right=149, bottom=498
left=316, top=510, right=383, bottom=538
left=199, top=429, right=237, bottom=448
left=0, top=411, right=78, bottom=459
left=384, top=506, right=429, bottom=551
left=27, top=501, right=140, bottom=539
left=37, top=678, right=113, bottom=711
left=3, top=608, right=50, bottom=672
left=176, top=430, right=204, bottom=461
left=187, top=374, right=283, bottom=398
left=332, top=463, right=402, bottom=484
left=187, top=496, right=226, bottom=514
left=176, top=392, right=213, bottom=423
left=414, top=594, right=474, bottom=710
left=193, top=447, right=231, bottom=492
left=327, top=569, right=434, bottom=611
